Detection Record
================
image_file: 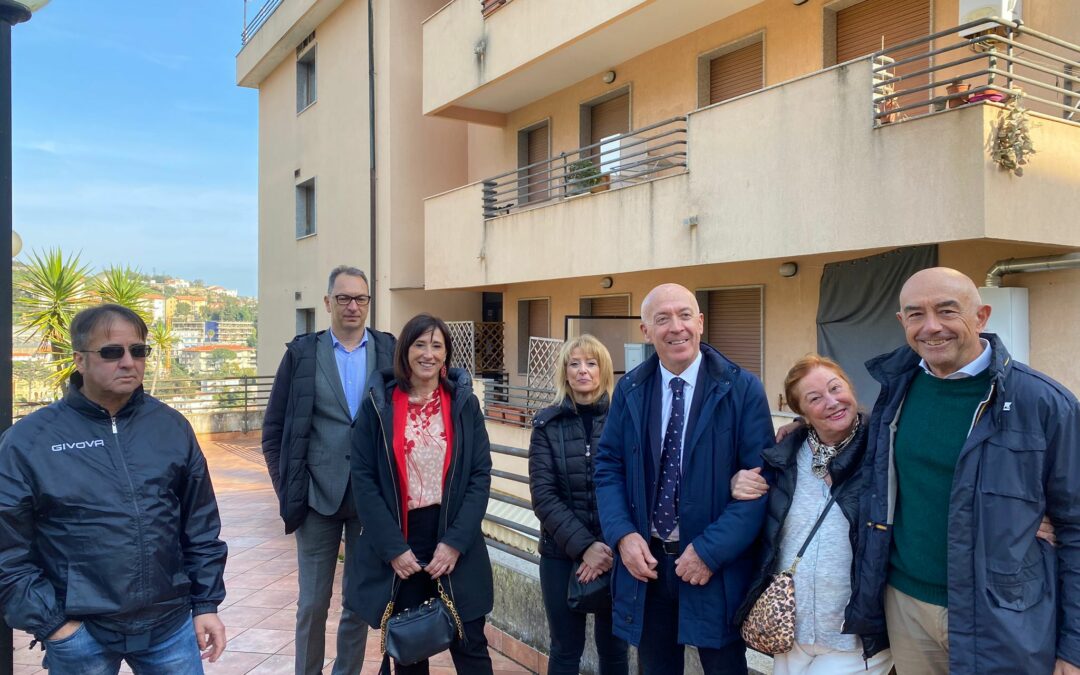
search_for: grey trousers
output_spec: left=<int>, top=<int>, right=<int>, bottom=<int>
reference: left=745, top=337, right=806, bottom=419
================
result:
left=294, top=502, right=368, bottom=675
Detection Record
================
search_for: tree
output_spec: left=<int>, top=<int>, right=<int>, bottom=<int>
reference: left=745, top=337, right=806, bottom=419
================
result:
left=93, top=266, right=152, bottom=323
left=14, top=249, right=92, bottom=390
left=147, top=321, right=180, bottom=396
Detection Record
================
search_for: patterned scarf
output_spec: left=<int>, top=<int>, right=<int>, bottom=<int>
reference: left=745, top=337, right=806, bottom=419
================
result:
left=807, top=415, right=861, bottom=480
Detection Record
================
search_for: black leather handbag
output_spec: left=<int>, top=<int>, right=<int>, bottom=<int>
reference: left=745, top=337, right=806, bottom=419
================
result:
left=379, top=578, right=464, bottom=670
left=567, top=571, right=611, bottom=613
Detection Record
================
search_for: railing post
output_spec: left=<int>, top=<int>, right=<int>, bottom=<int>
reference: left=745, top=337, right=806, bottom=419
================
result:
left=1005, top=25, right=1015, bottom=93
left=482, top=180, right=497, bottom=218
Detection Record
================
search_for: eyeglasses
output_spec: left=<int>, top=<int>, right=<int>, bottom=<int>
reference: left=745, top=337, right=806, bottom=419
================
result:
left=79, top=344, right=153, bottom=360
left=333, top=294, right=371, bottom=307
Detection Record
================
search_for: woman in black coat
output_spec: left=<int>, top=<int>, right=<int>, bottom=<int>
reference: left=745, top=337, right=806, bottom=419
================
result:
left=731, top=355, right=891, bottom=673
left=348, top=314, right=494, bottom=675
left=528, top=334, right=629, bottom=675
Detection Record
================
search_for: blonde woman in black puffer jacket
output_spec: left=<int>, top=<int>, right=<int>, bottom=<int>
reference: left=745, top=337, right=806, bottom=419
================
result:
left=529, top=335, right=628, bottom=675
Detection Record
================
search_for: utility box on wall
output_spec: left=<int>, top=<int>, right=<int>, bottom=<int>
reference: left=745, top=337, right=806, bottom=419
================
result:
left=958, top=0, right=1022, bottom=37
left=979, top=286, right=1029, bottom=364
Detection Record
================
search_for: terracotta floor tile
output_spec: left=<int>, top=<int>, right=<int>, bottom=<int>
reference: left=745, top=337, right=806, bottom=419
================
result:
left=230, top=547, right=283, bottom=561
left=226, top=572, right=285, bottom=590
left=227, top=627, right=295, bottom=654
left=219, top=586, right=259, bottom=608
left=240, top=589, right=302, bottom=610
left=246, top=654, right=305, bottom=674
left=253, top=608, right=298, bottom=631
left=218, top=604, right=280, bottom=631
left=201, top=649, right=272, bottom=674
left=247, top=559, right=298, bottom=576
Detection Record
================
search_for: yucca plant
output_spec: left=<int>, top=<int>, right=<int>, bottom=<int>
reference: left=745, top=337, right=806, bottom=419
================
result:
left=147, top=321, right=180, bottom=396
left=15, top=249, right=92, bottom=390
left=92, top=266, right=153, bottom=323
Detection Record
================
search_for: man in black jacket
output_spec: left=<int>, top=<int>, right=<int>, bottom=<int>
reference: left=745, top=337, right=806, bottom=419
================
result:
left=262, top=265, right=395, bottom=675
left=0, top=304, right=227, bottom=673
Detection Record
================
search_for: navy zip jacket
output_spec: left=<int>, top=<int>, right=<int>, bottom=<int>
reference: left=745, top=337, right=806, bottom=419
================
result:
left=847, top=334, right=1080, bottom=673
left=593, top=343, right=774, bottom=649
left=0, top=379, right=227, bottom=642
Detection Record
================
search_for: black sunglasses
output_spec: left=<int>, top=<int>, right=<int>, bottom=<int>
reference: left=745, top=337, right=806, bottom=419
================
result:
left=79, top=344, right=153, bottom=360
left=333, top=294, right=371, bottom=307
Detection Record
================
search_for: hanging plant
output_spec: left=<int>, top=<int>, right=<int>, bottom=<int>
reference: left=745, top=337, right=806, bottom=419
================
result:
left=992, top=92, right=1035, bottom=176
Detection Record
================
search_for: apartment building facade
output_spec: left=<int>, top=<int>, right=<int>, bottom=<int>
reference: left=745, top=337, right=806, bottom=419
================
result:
left=421, top=0, right=1080, bottom=404
left=238, top=0, right=483, bottom=375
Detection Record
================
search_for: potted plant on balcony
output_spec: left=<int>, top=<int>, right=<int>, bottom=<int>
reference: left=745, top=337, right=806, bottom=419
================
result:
left=565, top=158, right=604, bottom=195
left=945, top=81, right=972, bottom=108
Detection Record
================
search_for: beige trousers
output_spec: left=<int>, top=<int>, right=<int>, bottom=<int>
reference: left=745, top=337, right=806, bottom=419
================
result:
left=885, top=584, right=950, bottom=675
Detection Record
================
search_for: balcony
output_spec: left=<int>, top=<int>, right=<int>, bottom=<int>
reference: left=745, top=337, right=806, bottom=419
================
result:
left=422, top=0, right=760, bottom=122
left=424, top=20, right=1080, bottom=290
left=237, top=0, right=345, bottom=89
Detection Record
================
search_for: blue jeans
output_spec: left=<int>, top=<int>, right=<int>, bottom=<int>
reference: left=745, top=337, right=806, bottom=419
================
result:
left=539, top=555, right=628, bottom=675
left=43, top=616, right=203, bottom=675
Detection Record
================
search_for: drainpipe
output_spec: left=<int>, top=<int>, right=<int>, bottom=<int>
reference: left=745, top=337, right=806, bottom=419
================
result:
left=368, top=0, right=378, bottom=326
left=984, top=252, right=1080, bottom=287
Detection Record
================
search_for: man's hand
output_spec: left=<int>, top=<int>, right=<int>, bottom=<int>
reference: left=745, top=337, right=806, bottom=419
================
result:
left=775, top=419, right=803, bottom=443
left=730, top=467, right=769, bottom=501
left=1053, top=659, right=1080, bottom=675
left=47, top=620, right=81, bottom=642
left=617, top=533, right=658, bottom=582
left=391, top=549, right=423, bottom=579
left=194, top=614, right=226, bottom=663
left=426, top=542, right=461, bottom=579
left=675, top=543, right=713, bottom=586
left=582, top=541, right=614, bottom=574
left=1037, top=515, right=1057, bottom=547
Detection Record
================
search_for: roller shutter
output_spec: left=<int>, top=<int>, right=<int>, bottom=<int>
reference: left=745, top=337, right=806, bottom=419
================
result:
left=707, top=288, right=762, bottom=378
left=709, top=41, right=764, bottom=105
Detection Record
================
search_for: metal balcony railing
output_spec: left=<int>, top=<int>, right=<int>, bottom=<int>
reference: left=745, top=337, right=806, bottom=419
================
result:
left=481, top=116, right=688, bottom=219
left=13, top=375, right=275, bottom=421
left=242, top=0, right=284, bottom=46
left=873, top=17, right=1080, bottom=126
left=482, top=381, right=556, bottom=428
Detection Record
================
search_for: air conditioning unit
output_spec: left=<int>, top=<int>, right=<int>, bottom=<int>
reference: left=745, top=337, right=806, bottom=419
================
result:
left=958, top=0, right=1022, bottom=38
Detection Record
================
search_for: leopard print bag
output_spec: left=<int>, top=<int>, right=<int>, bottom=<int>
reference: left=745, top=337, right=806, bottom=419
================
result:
left=741, top=570, right=796, bottom=654
left=740, top=496, right=837, bottom=655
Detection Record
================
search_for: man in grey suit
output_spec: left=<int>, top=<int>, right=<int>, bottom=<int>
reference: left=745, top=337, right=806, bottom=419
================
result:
left=262, top=266, right=396, bottom=675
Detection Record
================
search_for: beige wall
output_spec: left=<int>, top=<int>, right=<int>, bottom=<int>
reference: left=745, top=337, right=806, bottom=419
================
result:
left=492, top=240, right=1079, bottom=414
left=428, top=62, right=1080, bottom=290
left=453, top=0, right=1072, bottom=184
left=257, top=0, right=372, bottom=374
left=254, top=0, right=483, bottom=374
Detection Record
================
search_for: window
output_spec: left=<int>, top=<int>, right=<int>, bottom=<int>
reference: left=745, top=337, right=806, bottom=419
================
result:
left=698, top=37, right=764, bottom=107
left=697, top=286, right=763, bottom=378
left=296, top=178, right=316, bottom=238
left=296, top=308, right=316, bottom=336
left=296, top=44, right=317, bottom=113
left=517, top=298, right=550, bottom=373
left=517, top=121, right=550, bottom=205
left=579, top=294, right=630, bottom=317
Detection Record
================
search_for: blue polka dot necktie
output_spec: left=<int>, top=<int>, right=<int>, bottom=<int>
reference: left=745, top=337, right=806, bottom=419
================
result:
left=653, top=377, right=685, bottom=540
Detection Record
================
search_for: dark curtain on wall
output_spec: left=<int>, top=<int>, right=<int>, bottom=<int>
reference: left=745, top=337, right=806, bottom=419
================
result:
left=816, top=245, right=937, bottom=407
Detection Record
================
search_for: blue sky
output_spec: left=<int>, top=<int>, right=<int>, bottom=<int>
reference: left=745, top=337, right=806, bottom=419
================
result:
left=11, top=1, right=259, bottom=296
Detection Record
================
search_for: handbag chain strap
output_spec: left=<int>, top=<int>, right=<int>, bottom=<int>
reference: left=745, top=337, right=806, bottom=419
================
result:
left=437, top=578, right=466, bottom=640
left=783, top=495, right=836, bottom=575
left=378, top=577, right=465, bottom=655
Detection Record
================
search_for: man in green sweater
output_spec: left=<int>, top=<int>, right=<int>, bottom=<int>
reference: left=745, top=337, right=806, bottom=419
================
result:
left=846, top=267, right=1080, bottom=675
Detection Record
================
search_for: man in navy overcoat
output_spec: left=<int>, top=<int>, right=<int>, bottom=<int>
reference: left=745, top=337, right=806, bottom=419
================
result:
left=594, top=283, right=774, bottom=674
